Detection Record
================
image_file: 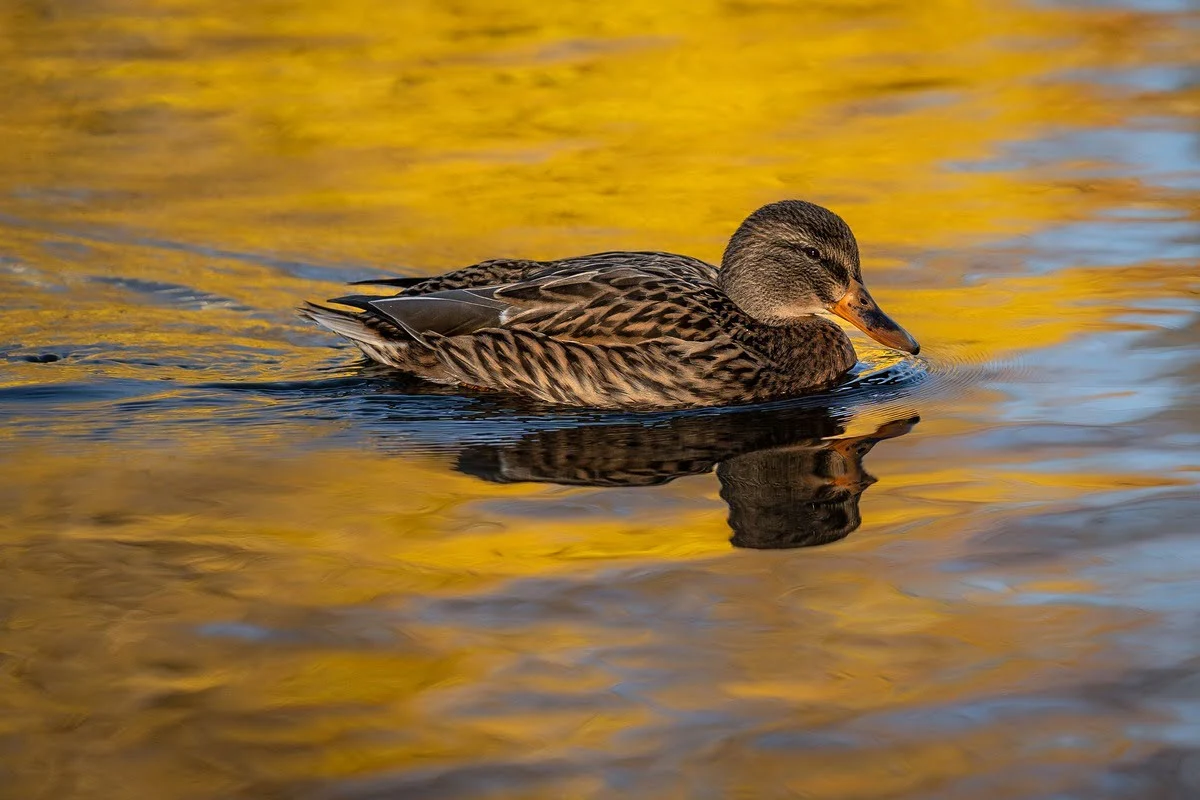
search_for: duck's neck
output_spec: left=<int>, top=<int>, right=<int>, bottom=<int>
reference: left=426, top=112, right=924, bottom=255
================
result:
left=738, top=314, right=858, bottom=383
left=717, top=251, right=829, bottom=325
left=715, top=256, right=856, bottom=379
left=717, top=264, right=794, bottom=325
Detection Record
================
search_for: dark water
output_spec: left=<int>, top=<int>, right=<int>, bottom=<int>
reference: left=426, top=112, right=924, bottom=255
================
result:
left=2, top=0, right=1198, bottom=798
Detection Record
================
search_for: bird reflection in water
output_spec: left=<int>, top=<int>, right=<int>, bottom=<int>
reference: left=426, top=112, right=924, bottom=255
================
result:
left=455, top=405, right=918, bottom=549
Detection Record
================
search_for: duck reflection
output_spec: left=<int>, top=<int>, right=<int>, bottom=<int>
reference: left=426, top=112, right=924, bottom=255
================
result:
left=455, top=406, right=917, bottom=549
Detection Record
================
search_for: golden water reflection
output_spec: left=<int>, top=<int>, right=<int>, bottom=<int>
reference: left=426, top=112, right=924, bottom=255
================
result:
left=1, top=0, right=1198, bottom=797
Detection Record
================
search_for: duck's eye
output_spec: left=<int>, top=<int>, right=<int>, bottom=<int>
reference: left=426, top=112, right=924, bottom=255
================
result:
left=802, top=247, right=821, bottom=260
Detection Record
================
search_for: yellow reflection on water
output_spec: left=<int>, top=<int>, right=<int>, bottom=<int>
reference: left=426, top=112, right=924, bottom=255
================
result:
left=1, top=0, right=1197, bottom=798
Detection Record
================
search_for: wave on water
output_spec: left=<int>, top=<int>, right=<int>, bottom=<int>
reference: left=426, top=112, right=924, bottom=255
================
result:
left=1, top=341, right=968, bottom=454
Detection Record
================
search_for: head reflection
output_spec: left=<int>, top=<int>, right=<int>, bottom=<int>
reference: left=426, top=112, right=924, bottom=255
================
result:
left=455, top=405, right=918, bottom=550
left=717, top=416, right=915, bottom=548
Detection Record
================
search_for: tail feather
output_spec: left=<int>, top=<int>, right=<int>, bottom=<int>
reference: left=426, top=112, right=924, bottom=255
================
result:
left=299, top=302, right=456, bottom=380
left=326, top=293, right=388, bottom=310
left=348, top=275, right=428, bottom=288
left=297, top=301, right=419, bottom=354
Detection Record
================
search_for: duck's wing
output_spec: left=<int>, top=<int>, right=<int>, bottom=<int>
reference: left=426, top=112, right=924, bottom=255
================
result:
left=355, top=262, right=730, bottom=345
left=338, top=261, right=758, bottom=407
left=519, top=252, right=719, bottom=284
left=347, top=251, right=719, bottom=295
left=349, top=259, right=541, bottom=293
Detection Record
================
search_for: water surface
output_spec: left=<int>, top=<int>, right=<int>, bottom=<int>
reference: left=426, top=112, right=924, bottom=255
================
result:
left=2, top=0, right=1199, bottom=797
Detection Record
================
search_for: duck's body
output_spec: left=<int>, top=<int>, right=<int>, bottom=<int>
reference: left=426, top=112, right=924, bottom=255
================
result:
left=301, top=201, right=918, bottom=409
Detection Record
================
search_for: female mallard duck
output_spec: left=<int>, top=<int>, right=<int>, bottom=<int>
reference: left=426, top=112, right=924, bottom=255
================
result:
left=300, top=200, right=918, bottom=409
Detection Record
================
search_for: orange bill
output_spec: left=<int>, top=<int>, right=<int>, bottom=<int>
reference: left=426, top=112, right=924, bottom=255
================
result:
left=829, top=281, right=920, bottom=354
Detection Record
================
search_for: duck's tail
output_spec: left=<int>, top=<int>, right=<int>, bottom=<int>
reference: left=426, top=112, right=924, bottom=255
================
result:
left=298, top=302, right=388, bottom=345
left=298, top=302, right=420, bottom=369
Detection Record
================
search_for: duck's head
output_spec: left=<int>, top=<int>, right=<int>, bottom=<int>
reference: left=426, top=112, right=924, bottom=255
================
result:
left=718, top=200, right=919, bottom=355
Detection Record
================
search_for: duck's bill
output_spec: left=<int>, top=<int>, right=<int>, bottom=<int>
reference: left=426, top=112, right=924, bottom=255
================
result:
left=829, top=281, right=920, bottom=355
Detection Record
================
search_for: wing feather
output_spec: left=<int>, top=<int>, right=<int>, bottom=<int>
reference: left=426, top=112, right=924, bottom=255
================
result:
left=304, top=250, right=771, bottom=407
left=366, top=288, right=511, bottom=340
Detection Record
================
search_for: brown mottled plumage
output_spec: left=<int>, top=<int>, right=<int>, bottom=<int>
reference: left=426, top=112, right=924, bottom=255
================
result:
left=300, top=200, right=919, bottom=409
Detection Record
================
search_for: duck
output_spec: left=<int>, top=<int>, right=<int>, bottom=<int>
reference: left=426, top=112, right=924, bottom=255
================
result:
left=300, top=200, right=919, bottom=409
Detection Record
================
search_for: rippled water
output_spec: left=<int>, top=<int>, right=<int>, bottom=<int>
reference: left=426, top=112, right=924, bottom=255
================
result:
left=2, top=1, right=1198, bottom=797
